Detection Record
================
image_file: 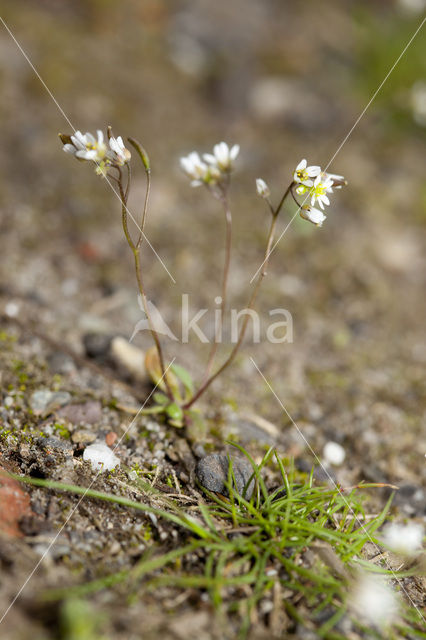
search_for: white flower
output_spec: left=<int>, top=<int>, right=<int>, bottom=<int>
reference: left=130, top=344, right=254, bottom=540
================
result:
left=180, top=151, right=212, bottom=187
left=321, top=171, right=347, bottom=190
left=63, top=130, right=107, bottom=163
left=203, top=142, right=240, bottom=172
left=308, top=174, right=334, bottom=209
left=108, top=135, right=131, bottom=165
left=323, top=441, right=346, bottom=466
left=352, top=574, right=400, bottom=629
left=180, top=151, right=221, bottom=187
left=381, top=523, right=424, bottom=556
left=83, top=442, right=120, bottom=472
left=300, top=205, right=326, bottom=227
left=256, top=178, right=270, bottom=198
left=293, top=159, right=321, bottom=186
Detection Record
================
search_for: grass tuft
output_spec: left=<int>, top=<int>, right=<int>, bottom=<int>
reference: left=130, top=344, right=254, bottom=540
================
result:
left=12, top=444, right=424, bottom=638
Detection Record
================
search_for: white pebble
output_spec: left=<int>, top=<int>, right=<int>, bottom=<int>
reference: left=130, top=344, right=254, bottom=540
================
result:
left=5, top=302, right=19, bottom=317
left=83, top=442, right=120, bottom=472
left=323, top=441, right=346, bottom=466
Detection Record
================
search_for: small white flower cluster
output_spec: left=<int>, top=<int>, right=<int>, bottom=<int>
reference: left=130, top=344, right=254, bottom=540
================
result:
left=180, top=141, right=239, bottom=188
left=352, top=574, right=400, bottom=629
left=61, top=129, right=131, bottom=176
left=256, top=158, right=346, bottom=228
left=381, top=522, right=424, bottom=556
left=293, top=159, right=346, bottom=227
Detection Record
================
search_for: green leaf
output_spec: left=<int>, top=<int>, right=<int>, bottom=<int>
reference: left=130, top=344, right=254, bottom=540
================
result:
left=165, top=403, right=183, bottom=422
left=153, top=392, right=169, bottom=406
left=170, top=364, right=194, bottom=397
left=168, top=419, right=184, bottom=428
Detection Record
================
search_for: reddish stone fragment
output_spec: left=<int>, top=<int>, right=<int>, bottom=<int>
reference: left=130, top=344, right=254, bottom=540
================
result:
left=0, top=467, right=34, bottom=538
left=105, top=431, right=118, bottom=447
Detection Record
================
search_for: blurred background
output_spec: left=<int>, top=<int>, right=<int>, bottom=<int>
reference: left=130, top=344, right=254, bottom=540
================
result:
left=0, top=0, right=425, bottom=485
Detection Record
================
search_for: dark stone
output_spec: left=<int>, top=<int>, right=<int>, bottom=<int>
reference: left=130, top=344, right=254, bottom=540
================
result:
left=82, top=332, right=113, bottom=360
left=386, top=484, right=426, bottom=517
left=37, top=436, right=73, bottom=457
left=195, top=453, right=255, bottom=498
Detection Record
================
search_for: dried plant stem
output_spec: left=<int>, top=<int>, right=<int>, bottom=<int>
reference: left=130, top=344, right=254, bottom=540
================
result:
left=202, top=194, right=232, bottom=382
left=184, top=182, right=294, bottom=410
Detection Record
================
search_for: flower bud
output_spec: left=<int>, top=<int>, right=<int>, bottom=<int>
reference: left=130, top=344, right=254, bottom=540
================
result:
left=256, top=178, right=270, bottom=198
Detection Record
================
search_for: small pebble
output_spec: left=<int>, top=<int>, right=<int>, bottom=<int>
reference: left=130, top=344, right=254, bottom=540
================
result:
left=5, top=302, right=19, bottom=317
left=323, top=441, right=346, bottom=466
left=71, top=430, right=97, bottom=445
left=110, top=336, right=146, bottom=381
left=195, top=453, right=255, bottom=498
left=56, top=401, right=102, bottom=425
left=30, top=390, right=71, bottom=415
left=83, top=443, right=120, bottom=472
left=47, top=351, right=75, bottom=375
left=105, top=431, right=118, bottom=447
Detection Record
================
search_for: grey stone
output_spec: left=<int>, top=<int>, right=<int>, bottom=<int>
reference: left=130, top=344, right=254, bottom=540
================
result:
left=47, top=351, right=75, bottom=375
left=196, top=453, right=255, bottom=498
left=55, top=401, right=103, bottom=425
left=389, top=484, right=425, bottom=517
left=37, top=436, right=73, bottom=457
left=30, top=390, right=72, bottom=415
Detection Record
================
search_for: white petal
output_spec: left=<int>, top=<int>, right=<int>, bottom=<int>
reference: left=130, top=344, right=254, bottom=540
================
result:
left=230, top=144, right=240, bottom=160
left=307, top=165, right=321, bottom=176
left=203, top=153, right=217, bottom=165
left=296, top=159, right=307, bottom=171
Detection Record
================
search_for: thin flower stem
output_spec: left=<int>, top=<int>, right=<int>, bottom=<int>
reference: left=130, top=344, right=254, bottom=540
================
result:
left=289, top=185, right=302, bottom=208
left=124, top=161, right=131, bottom=203
left=202, top=193, right=232, bottom=382
left=117, top=170, right=173, bottom=400
left=136, top=166, right=151, bottom=249
left=132, top=248, right=173, bottom=400
left=275, top=181, right=295, bottom=217
left=184, top=183, right=293, bottom=410
left=118, top=166, right=135, bottom=251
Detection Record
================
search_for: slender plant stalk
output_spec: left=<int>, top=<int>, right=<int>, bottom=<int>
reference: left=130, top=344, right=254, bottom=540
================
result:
left=184, top=182, right=294, bottom=410
left=202, top=193, right=232, bottom=382
left=116, top=162, right=173, bottom=400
